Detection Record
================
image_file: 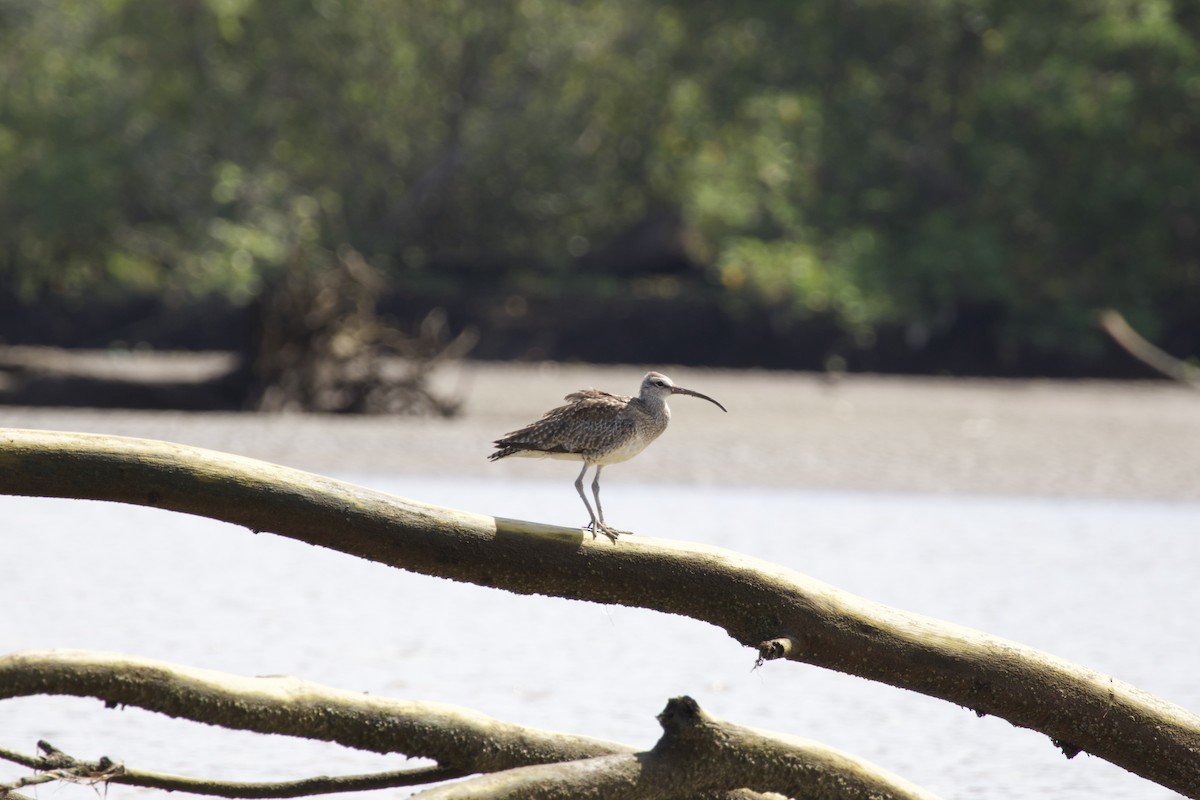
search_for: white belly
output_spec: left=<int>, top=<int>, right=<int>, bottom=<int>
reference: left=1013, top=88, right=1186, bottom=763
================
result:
left=593, top=434, right=655, bottom=465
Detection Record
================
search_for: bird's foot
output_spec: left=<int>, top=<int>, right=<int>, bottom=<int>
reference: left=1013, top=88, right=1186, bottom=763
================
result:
left=584, top=521, right=626, bottom=543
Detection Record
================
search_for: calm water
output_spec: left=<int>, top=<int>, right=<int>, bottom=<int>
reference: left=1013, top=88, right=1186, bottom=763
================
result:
left=1, top=475, right=1197, bottom=800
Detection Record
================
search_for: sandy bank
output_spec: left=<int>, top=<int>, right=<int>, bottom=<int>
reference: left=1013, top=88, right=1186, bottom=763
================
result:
left=2, top=361, right=1198, bottom=502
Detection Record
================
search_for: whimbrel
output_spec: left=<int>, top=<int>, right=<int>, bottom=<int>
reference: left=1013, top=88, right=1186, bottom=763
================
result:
left=488, top=371, right=727, bottom=541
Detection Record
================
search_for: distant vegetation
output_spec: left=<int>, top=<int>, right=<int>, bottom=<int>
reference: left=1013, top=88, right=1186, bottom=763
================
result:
left=2, top=0, right=1198, bottom=374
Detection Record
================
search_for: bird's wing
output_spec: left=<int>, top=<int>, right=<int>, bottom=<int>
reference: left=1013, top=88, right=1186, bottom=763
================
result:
left=491, top=392, right=634, bottom=457
left=562, top=388, right=623, bottom=404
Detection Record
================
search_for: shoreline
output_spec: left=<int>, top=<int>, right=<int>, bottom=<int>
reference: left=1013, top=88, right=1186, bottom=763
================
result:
left=2, top=360, right=1198, bottom=502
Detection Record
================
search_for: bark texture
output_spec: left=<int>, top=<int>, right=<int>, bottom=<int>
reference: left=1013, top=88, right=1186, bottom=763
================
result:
left=0, top=652, right=926, bottom=799
left=413, top=696, right=936, bottom=800
left=0, top=650, right=629, bottom=770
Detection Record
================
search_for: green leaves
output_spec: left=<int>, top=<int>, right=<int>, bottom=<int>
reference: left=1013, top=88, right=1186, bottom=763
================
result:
left=3, top=0, right=1198, bottom=366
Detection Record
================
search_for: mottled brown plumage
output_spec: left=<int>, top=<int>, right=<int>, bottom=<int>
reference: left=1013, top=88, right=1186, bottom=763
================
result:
left=488, top=372, right=726, bottom=541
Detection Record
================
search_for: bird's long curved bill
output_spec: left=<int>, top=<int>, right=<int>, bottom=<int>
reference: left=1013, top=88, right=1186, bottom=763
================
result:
left=671, top=387, right=727, bottom=412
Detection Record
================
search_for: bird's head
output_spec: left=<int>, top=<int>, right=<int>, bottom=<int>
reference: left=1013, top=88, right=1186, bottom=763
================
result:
left=640, top=372, right=727, bottom=412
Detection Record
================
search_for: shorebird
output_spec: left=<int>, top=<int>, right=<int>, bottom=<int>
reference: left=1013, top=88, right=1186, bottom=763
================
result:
left=488, top=371, right=727, bottom=541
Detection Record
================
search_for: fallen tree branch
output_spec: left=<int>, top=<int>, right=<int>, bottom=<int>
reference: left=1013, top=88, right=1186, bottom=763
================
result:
left=0, top=650, right=630, bottom=772
left=412, top=696, right=936, bottom=800
left=0, top=654, right=924, bottom=800
left=0, top=739, right=462, bottom=798
left=1, top=430, right=1198, bottom=796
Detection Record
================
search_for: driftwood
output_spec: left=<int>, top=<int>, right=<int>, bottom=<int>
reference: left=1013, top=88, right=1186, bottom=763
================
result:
left=0, top=250, right=475, bottom=414
left=0, top=429, right=1198, bottom=797
left=0, top=347, right=247, bottom=410
left=0, top=652, right=929, bottom=800
left=413, top=695, right=934, bottom=800
left=246, top=248, right=476, bottom=415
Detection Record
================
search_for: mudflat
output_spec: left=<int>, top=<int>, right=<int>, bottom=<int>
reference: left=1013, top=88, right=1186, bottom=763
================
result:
left=2, top=360, right=1197, bottom=502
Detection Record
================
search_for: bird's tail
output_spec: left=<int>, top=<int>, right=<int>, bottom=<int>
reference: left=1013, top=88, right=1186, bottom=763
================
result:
left=488, top=446, right=523, bottom=461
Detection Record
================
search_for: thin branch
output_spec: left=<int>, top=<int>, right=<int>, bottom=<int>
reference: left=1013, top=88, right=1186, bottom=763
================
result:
left=1, top=430, right=1198, bottom=796
left=1099, top=309, right=1200, bottom=388
left=0, top=741, right=124, bottom=796
left=0, top=742, right=464, bottom=798
left=118, top=765, right=466, bottom=798
left=0, top=743, right=463, bottom=796
left=0, top=771, right=61, bottom=794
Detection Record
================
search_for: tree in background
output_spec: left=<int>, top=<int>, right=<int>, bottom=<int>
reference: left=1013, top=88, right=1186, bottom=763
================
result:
left=664, top=0, right=1200, bottom=364
left=1, top=0, right=1197, bottom=371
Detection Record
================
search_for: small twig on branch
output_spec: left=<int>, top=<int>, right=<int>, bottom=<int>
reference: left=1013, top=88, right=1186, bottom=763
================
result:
left=755, top=635, right=800, bottom=667
left=0, top=742, right=464, bottom=799
left=0, top=771, right=59, bottom=794
left=120, top=764, right=468, bottom=798
left=0, top=741, right=124, bottom=796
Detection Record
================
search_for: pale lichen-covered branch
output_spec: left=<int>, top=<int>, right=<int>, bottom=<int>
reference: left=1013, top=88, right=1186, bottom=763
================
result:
left=0, top=652, right=926, bottom=800
left=1, top=429, right=1198, bottom=797
left=0, top=650, right=630, bottom=771
left=413, top=696, right=937, bottom=800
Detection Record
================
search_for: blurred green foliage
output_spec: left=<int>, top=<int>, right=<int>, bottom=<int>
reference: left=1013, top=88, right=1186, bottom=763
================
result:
left=2, top=0, right=1198, bottom=363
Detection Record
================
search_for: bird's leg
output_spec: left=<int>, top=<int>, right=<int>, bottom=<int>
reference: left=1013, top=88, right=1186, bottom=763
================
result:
left=574, top=463, right=609, bottom=541
left=591, top=466, right=629, bottom=539
left=591, top=466, right=605, bottom=526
